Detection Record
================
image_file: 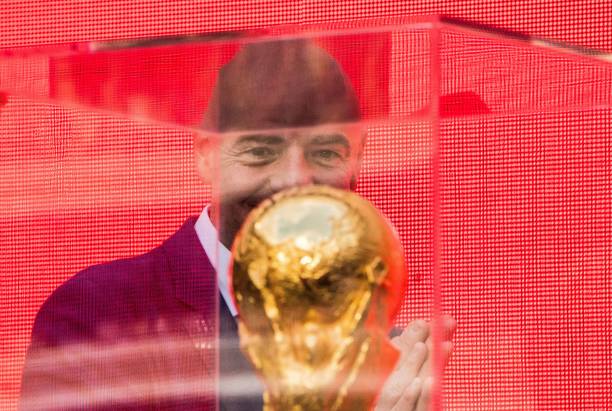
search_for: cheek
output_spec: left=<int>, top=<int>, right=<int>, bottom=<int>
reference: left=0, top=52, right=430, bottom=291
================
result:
left=219, top=165, right=267, bottom=198
left=315, top=166, right=355, bottom=190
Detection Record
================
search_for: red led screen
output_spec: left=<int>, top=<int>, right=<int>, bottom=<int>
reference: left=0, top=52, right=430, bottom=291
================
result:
left=1, top=4, right=612, bottom=411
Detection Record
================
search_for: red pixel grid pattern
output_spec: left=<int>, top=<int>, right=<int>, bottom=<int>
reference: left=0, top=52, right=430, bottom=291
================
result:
left=2, top=2, right=612, bottom=411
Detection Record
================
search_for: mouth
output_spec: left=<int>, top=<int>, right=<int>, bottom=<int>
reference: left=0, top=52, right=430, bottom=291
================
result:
left=243, top=198, right=261, bottom=210
left=242, top=193, right=272, bottom=212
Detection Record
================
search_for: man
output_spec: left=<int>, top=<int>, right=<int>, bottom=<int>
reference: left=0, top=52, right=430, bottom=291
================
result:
left=20, top=39, right=455, bottom=411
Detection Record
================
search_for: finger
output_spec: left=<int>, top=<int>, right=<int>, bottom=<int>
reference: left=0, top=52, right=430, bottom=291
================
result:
left=376, top=341, right=428, bottom=410
left=415, top=377, right=434, bottom=411
left=390, top=320, right=429, bottom=368
left=413, top=343, right=452, bottom=411
left=418, top=338, right=453, bottom=379
left=411, top=342, right=451, bottom=411
left=417, top=335, right=432, bottom=378
left=417, top=316, right=456, bottom=378
left=392, top=320, right=430, bottom=351
left=389, top=377, right=422, bottom=411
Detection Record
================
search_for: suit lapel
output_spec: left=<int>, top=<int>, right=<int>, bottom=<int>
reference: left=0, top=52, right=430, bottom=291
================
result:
left=163, top=217, right=217, bottom=317
left=157, top=218, right=218, bottom=403
left=161, top=217, right=263, bottom=410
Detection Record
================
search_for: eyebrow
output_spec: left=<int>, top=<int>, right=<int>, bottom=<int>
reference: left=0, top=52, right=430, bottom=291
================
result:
left=309, top=133, right=351, bottom=149
left=232, top=134, right=286, bottom=148
left=231, top=132, right=351, bottom=150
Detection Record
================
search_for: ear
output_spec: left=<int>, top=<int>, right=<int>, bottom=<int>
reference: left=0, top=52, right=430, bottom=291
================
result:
left=194, top=132, right=215, bottom=185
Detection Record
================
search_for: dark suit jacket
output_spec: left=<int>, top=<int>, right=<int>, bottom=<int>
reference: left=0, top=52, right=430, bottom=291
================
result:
left=20, top=217, right=262, bottom=411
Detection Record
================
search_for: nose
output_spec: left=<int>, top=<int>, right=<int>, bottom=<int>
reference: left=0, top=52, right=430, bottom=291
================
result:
left=269, top=146, right=314, bottom=192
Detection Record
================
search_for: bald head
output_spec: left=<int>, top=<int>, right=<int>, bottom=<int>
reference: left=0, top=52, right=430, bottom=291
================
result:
left=203, top=40, right=360, bottom=132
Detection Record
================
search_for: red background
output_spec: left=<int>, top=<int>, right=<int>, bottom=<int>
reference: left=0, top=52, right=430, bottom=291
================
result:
left=2, top=2, right=612, bottom=410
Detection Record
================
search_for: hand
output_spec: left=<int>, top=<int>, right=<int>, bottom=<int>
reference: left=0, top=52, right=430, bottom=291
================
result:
left=374, top=315, right=456, bottom=411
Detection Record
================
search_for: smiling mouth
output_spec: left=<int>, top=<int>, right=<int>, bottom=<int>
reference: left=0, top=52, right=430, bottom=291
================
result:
left=243, top=193, right=273, bottom=211
left=243, top=198, right=260, bottom=210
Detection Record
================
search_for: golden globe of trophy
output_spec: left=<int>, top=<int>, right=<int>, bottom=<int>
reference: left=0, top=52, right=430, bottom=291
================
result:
left=230, top=185, right=407, bottom=411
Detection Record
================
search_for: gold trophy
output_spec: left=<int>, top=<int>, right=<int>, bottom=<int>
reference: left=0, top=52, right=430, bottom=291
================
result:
left=230, top=185, right=407, bottom=411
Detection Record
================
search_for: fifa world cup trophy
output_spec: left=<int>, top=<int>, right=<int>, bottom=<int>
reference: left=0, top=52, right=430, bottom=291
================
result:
left=230, top=185, right=407, bottom=411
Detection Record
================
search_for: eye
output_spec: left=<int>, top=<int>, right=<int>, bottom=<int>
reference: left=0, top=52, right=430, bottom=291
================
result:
left=316, top=150, right=340, bottom=159
left=241, top=146, right=279, bottom=165
left=248, top=147, right=275, bottom=158
left=310, top=149, right=345, bottom=167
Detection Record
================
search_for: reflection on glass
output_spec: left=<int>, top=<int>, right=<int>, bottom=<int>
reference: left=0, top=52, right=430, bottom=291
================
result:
left=2, top=16, right=611, bottom=411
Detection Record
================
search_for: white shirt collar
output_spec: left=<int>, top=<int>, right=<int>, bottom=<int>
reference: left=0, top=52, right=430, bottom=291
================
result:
left=194, top=205, right=238, bottom=317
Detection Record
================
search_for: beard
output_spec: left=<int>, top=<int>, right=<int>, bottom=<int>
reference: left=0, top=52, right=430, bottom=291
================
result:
left=216, top=191, right=271, bottom=248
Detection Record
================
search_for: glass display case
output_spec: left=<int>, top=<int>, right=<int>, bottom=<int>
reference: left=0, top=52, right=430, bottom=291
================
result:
left=1, top=16, right=611, bottom=410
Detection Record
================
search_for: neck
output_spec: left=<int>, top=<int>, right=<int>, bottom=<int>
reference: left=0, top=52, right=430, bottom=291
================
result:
left=208, top=204, right=237, bottom=249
